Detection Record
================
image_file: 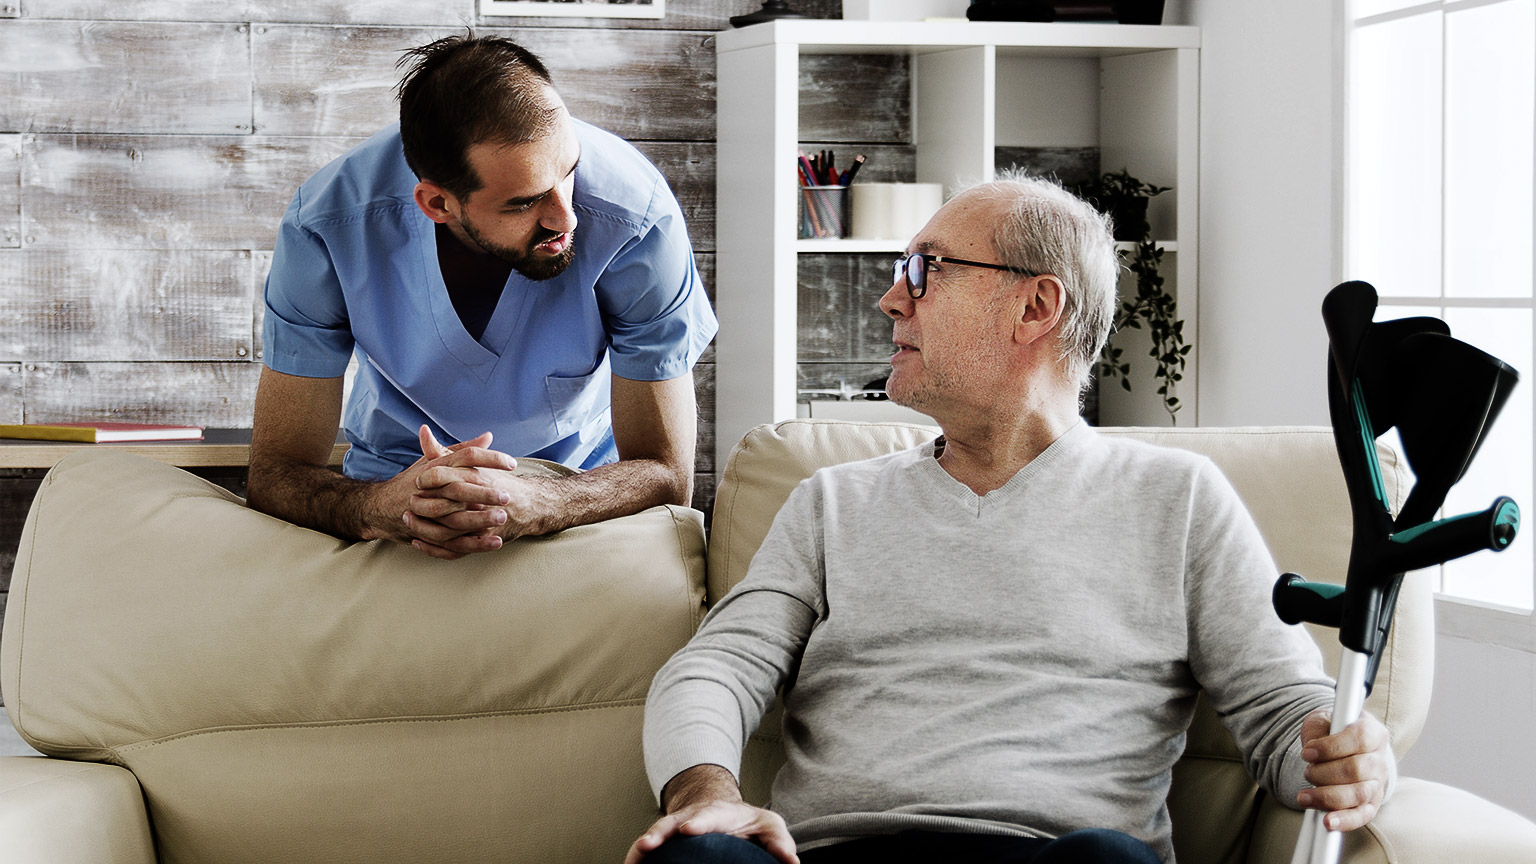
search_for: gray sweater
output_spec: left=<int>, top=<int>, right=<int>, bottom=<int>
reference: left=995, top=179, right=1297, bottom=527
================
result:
left=644, top=423, right=1335, bottom=862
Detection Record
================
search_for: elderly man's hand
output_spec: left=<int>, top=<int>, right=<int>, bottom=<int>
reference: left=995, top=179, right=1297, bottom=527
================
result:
left=625, top=765, right=799, bottom=864
left=1296, top=709, right=1395, bottom=831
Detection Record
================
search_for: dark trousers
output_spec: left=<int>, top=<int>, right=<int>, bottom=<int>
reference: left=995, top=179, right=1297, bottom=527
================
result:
left=644, top=828, right=1163, bottom=864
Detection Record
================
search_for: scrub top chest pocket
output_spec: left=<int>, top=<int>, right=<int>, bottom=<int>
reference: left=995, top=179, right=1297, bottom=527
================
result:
left=545, top=354, right=611, bottom=438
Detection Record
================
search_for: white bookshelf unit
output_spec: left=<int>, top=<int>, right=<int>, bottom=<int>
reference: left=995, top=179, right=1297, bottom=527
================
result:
left=714, top=20, right=1202, bottom=471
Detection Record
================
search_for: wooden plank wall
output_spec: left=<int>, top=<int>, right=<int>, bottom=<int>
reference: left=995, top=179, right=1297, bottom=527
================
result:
left=0, top=1, right=936, bottom=689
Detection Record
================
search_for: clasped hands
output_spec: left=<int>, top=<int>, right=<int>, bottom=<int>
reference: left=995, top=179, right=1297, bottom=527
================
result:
left=363, top=425, right=544, bottom=560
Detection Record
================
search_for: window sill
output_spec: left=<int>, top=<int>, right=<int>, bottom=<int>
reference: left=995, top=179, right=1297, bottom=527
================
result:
left=1434, top=595, right=1536, bottom=654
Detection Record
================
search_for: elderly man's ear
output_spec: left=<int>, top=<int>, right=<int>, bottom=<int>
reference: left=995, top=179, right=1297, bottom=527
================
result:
left=1013, top=275, right=1066, bottom=346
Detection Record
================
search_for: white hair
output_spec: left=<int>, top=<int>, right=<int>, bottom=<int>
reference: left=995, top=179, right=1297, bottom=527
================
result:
left=959, top=170, right=1119, bottom=389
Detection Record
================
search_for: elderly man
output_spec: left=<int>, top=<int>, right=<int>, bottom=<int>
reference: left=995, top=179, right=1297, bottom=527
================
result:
left=627, top=175, right=1393, bottom=864
left=248, top=36, right=715, bottom=560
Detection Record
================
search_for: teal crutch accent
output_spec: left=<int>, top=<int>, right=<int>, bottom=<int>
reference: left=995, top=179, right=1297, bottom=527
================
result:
left=1352, top=379, right=1389, bottom=509
left=1390, top=512, right=1475, bottom=544
left=1496, top=499, right=1521, bottom=548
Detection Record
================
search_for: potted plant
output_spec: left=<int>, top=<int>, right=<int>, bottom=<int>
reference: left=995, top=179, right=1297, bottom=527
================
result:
left=1089, top=169, right=1189, bottom=421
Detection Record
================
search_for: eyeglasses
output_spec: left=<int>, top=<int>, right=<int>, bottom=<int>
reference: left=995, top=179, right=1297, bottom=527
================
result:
left=891, top=252, right=1039, bottom=300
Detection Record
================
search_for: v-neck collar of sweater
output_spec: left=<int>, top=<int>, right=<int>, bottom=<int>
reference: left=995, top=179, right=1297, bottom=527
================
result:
left=915, top=420, right=1094, bottom=514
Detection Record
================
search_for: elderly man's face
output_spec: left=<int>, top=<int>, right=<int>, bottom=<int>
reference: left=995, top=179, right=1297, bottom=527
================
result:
left=878, top=191, right=1021, bottom=415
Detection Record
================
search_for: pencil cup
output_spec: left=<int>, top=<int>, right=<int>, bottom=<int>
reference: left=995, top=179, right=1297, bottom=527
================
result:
left=798, top=186, right=849, bottom=239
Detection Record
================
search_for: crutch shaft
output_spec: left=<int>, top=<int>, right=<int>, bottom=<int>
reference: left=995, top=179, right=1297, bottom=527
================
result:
left=1293, top=649, right=1370, bottom=864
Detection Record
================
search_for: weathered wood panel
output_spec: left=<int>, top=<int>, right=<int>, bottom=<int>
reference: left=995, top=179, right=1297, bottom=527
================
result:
left=21, top=134, right=712, bottom=253
left=253, top=25, right=716, bottom=141
left=995, top=145, right=1100, bottom=191
left=0, top=135, right=17, bottom=247
left=693, top=359, right=714, bottom=474
left=628, top=140, right=715, bottom=251
left=797, top=252, right=895, bottom=363
left=22, top=361, right=262, bottom=427
left=251, top=25, right=444, bottom=139
left=251, top=250, right=272, bottom=362
left=797, top=360, right=894, bottom=400
left=480, top=0, right=842, bottom=30
left=0, top=250, right=255, bottom=361
left=21, top=135, right=359, bottom=250
left=17, top=0, right=841, bottom=29
left=491, top=27, right=716, bottom=141
left=694, top=251, right=716, bottom=364
left=800, top=53, right=911, bottom=145
left=0, top=363, right=19, bottom=421
left=18, top=0, right=475, bottom=25
left=852, top=265, right=898, bottom=363
left=0, top=22, right=252, bottom=135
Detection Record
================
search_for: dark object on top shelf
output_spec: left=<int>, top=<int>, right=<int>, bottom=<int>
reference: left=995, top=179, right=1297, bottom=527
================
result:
left=967, top=0, right=1165, bottom=24
left=731, top=1, right=811, bottom=27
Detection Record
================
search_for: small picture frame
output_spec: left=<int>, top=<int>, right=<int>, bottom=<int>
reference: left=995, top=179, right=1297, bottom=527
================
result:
left=480, top=0, right=665, bottom=18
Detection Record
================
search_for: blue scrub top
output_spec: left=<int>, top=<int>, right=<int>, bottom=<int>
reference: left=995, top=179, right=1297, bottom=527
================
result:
left=261, top=120, right=717, bottom=480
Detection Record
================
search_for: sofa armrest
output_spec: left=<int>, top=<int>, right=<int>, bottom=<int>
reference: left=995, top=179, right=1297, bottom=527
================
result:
left=0, top=756, right=156, bottom=864
left=1246, top=777, right=1536, bottom=864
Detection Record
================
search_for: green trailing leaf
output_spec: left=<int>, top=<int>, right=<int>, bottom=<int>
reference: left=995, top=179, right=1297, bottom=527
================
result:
left=1091, top=168, right=1187, bottom=422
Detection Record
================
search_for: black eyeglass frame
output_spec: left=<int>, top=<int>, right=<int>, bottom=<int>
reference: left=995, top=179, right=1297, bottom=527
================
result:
left=893, top=252, right=1040, bottom=300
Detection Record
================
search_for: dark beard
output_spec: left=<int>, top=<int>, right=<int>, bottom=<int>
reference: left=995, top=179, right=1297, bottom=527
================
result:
left=460, top=218, right=576, bottom=282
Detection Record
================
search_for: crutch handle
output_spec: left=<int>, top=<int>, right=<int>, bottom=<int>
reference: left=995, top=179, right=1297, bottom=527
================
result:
left=1384, top=496, right=1520, bottom=573
left=1273, top=573, right=1344, bottom=627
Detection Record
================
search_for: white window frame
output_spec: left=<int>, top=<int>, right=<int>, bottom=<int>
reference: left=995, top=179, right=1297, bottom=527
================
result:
left=1342, top=0, right=1536, bottom=651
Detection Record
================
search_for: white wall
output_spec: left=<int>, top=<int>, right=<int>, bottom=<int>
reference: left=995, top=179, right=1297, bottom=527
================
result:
left=1181, top=0, right=1536, bottom=823
left=1401, top=636, right=1536, bottom=817
left=1182, top=0, right=1337, bottom=428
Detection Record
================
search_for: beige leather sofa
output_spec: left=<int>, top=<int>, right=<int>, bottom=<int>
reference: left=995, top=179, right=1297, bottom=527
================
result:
left=4, top=421, right=1535, bottom=863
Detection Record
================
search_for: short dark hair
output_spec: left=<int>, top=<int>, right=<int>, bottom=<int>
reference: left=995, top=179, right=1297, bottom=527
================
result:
left=396, top=34, right=563, bottom=200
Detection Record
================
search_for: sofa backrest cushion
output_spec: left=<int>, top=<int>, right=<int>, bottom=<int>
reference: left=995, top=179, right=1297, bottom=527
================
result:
left=2, top=450, right=707, bottom=864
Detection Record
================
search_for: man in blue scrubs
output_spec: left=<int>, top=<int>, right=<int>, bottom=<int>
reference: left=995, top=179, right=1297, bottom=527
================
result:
left=247, top=35, right=717, bottom=559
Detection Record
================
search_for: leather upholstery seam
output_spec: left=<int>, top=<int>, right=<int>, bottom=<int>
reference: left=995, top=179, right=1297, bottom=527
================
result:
left=667, top=504, right=707, bottom=631
left=0, top=760, right=116, bottom=796
left=112, top=697, right=648, bottom=755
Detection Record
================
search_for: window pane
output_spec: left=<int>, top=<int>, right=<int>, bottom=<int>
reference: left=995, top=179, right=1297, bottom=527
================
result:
left=1440, top=308, right=1534, bottom=610
left=1445, top=0, right=1535, bottom=299
left=1352, top=0, right=1433, bottom=21
left=1348, top=14, right=1444, bottom=297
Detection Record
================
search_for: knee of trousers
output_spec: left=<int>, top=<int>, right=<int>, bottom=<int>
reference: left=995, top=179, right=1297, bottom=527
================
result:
left=1039, top=828, right=1162, bottom=864
left=645, top=833, right=785, bottom=864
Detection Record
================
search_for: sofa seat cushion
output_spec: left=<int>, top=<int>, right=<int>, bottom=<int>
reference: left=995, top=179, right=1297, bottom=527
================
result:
left=2, top=450, right=707, bottom=864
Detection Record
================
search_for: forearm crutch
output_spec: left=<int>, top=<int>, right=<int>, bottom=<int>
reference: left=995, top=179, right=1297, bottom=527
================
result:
left=1271, top=281, right=1521, bottom=864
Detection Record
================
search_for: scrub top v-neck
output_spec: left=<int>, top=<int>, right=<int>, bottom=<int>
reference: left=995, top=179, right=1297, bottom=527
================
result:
left=435, top=222, right=510, bottom=345
left=261, top=119, right=717, bottom=481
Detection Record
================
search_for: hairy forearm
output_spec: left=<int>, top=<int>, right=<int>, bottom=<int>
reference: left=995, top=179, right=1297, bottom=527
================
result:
left=510, top=456, right=693, bottom=537
left=661, top=764, right=742, bottom=814
left=246, top=458, right=380, bottom=541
